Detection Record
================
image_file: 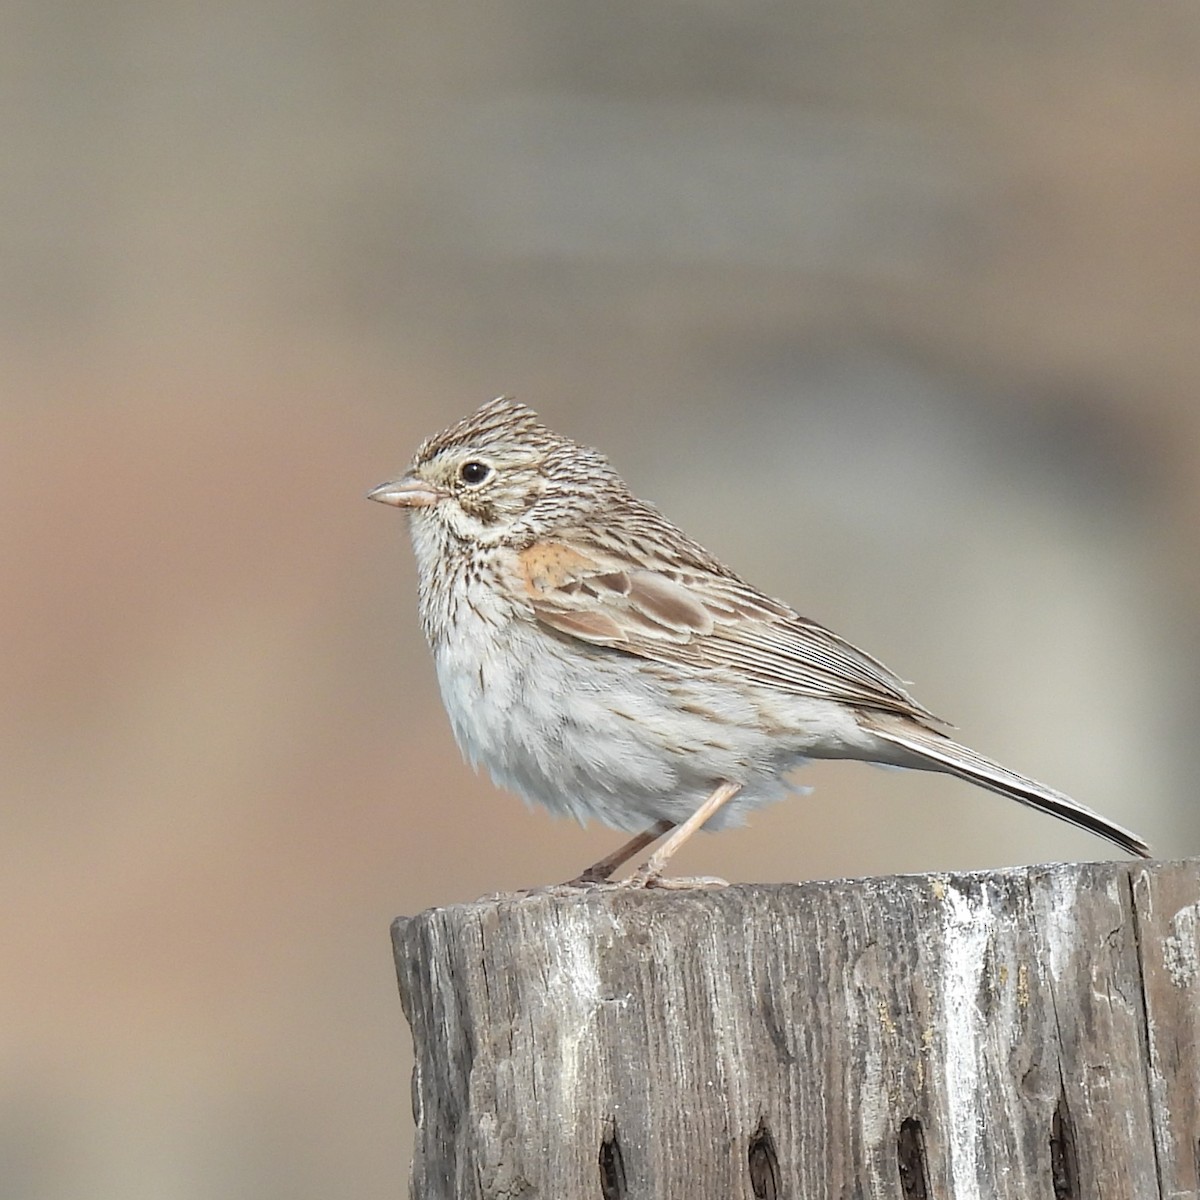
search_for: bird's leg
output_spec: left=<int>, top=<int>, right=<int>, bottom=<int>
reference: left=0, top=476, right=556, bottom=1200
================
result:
left=564, top=820, right=674, bottom=886
left=627, top=781, right=742, bottom=888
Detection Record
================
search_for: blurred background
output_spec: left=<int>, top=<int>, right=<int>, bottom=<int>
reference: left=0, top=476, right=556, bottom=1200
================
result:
left=5, top=1, right=1200, bottom=1195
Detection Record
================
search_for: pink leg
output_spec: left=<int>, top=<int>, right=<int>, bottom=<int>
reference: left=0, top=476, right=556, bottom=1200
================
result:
left=629, top=781, right=742, bottom=886
left=565, top=820, right=674, bottom=886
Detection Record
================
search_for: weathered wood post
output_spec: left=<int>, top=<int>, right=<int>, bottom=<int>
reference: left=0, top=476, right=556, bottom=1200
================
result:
left=393, top=859, right=1199, bottom=1198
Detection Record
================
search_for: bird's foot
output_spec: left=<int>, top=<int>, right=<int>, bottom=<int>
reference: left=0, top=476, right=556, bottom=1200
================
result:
left=621, top=868, right=729, bottom=890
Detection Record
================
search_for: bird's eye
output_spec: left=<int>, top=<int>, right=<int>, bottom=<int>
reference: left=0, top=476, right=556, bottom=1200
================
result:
left=458, top=460, right=492, bottom=486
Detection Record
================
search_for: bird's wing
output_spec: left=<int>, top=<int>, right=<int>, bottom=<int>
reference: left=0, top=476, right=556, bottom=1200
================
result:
left=512, top=540, right=943, bottom=724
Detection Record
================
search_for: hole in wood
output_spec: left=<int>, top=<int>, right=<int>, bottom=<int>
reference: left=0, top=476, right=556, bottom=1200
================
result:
left=748, top=1120, right=780, bottom=1200
left=598, top=1122, right=627, bottom=1200
left=896, top=1117, right=930, bottom=1199
left=1050, top=1091, right=1079, bottom=1199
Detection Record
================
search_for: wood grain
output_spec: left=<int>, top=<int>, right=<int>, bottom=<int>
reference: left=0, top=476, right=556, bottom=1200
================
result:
left=394, top=859, right=1198, bottom=1198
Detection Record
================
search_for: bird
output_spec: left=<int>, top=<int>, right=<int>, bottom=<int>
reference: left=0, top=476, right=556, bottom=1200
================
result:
left=369, top=395, right=1151, bottom=885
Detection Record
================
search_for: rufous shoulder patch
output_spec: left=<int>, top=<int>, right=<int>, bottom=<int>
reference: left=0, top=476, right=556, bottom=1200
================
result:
left=517, top=542, right=600, bottom=595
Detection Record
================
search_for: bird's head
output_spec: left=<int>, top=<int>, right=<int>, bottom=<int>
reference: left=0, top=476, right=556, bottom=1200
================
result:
left=369, top=396, right=618, bottom=547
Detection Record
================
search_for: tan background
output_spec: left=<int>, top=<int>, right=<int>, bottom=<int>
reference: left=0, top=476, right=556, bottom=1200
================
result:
left=5, top=2, right=1200, bottom=1195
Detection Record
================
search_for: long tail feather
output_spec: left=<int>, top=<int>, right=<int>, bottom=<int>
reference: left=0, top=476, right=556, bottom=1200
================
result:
left=863, top=720, right=1151, bottom=858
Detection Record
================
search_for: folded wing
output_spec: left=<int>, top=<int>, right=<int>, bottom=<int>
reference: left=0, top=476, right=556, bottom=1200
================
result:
left=515, top=540, right=942, bottom=725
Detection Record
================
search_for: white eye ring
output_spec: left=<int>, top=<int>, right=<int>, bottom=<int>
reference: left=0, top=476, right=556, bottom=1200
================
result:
left=458, top=460, right=492, bottom=486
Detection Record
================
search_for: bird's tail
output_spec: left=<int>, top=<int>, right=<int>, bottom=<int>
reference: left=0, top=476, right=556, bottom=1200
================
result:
left=860, top=717, right=1151, bottom=858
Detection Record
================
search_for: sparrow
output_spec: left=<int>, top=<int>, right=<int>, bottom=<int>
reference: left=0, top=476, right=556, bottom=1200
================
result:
left=370, top=396, right=1150, bottom=885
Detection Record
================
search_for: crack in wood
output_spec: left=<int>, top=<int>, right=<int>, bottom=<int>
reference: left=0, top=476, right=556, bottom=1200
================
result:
left=748, top=1120, right=780, bottom=1200
left=1050, top=1090, right=1079, bottom=1199
left=1126, top=866, right=1170, bottom=1196
left=896, top=1117, right=930, bottom=1199
left=598, top=1121, right=626, bottom=1200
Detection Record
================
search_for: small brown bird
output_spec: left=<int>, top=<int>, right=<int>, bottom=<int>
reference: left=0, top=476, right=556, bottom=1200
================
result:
left=370, top=396, right=1150, bottom=885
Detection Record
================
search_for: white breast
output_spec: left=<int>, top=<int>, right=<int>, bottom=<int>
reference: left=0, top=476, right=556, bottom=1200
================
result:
left=407, top=512, right=876, bottom=833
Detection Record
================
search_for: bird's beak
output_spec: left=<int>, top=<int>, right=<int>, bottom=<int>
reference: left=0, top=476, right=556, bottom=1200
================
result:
left=367, top=475, right=444, bottom=509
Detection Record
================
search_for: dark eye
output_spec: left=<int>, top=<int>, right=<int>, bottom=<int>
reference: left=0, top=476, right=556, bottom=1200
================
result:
left=458, top=460, right=492, bottom=486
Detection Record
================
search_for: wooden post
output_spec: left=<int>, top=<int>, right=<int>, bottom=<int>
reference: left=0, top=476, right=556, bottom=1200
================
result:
left=393, top=859, right=1199, bottom=1198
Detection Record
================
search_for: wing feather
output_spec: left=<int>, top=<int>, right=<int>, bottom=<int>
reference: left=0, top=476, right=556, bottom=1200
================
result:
left=514, top=540, right=942, bottom=724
